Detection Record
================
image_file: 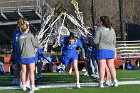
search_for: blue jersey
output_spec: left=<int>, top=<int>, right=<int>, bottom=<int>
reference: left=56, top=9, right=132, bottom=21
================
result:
left=80, top=35, right=88, bottom=53
left=12, top=28, right=22, bottom=62
left=35, top=48, right=44, bottom=61
left=60, top=37, right=84, bottom=65
left=43, top=54, right=53, bottom=64
left=60, top=37, right=83, bottom=57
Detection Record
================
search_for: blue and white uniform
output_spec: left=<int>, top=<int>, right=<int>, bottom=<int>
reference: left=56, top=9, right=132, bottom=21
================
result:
left=80, top=34, right=99, bottom=77
left=12, top=28, right=22, bottom=63
left=35, top=48, right=44, bottom=61
left=60, top=37, right=83, bottom=65
left=35, top=48, right=44, bottom=76
left=43, top=54, right=53, bottom=64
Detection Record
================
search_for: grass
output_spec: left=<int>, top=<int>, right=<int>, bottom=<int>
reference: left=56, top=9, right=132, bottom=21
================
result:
left=116, top=69, right=140, bottom=81
left=0, top=70, right=140, bottom=86
left=32, top=85, right=140, bottom=93
left=1, top=85, right=140, bottom=93
left=0, top=69, right=140, bottom=93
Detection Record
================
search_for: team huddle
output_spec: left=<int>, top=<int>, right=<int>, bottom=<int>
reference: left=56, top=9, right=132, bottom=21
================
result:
left=11, top=16, right=118, bottom=92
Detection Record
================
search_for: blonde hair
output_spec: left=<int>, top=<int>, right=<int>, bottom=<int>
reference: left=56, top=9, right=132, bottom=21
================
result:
left=20, top=21, right=29, bottom=32
left=17, top=18, right=25, bottom=28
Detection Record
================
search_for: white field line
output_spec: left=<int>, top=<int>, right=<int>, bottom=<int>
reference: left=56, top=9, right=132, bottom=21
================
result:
left=116, top=43, right=140, bottom=46
left=117, top=46, right=140, bottom=49
left=0, top=81, right=140, bottom=90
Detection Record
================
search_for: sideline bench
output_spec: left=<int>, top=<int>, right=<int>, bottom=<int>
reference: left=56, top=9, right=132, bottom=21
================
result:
left=115, top=40, right=140, bottom=69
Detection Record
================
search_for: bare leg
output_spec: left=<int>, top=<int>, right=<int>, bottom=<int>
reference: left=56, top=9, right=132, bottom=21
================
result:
left=72, top=60, right=80, bottom=88
left=21, top=64, right=27, bottom=86
left=105, top=64, right=112, bottom=86
left=99, top=59, right=106, bottom=81
left=106, top=59, right=118, bottom=86
left=72, top=60, right=79, bottom=83
left=28, top=62, right=35, bottom=85
left=66, top=63, right=73, bottom=75
left=26, top=65, right=30, bottom=87
left=106, top=59, right=117, bottom=80
left=105, top=65, right=111, bottom=81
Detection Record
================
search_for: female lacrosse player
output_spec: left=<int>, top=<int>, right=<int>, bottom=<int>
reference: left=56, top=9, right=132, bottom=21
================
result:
left=56, top=32, right=85, bottom=88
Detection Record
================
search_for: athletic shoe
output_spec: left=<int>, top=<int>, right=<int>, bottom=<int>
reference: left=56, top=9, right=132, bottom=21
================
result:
left=84, top=72, right=89, bottom=76
left=22, top=85, right=27, bottom=91
left=82, top=68, right=86, bottom=71
left=112, top=80, right=118, bottom=87
left=90, top=74, right=98, bottom=79
left=33, top=87, right=39, bottom=90
left=104, top=80, right=112, bottom=86
left=99, top=81, right=104, bottom=88
left=30, top=85, right=39, bottom=91
left=26, top=81, right=30, bottom=89
left=76, top=83, right=81, bottom=88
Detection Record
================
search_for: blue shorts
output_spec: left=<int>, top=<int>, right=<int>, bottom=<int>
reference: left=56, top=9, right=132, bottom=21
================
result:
left=96, top=49, right=115, bottom=60
left=62, top=54, right=78, bottom=65
left=20, top=57, right=36, bottom=64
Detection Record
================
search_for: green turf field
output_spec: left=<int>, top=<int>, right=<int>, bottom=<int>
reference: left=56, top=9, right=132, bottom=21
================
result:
left=0, top=69, right=140, bottom=93
left=1, top=85, right=140, bottom=93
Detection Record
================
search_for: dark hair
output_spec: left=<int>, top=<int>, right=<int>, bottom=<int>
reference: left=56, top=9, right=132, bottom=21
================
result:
left=68, top=32, right=75, bottom=41
left=100, top=16, right=112, bottom=29
left=69, top=32, right=74, bottom=36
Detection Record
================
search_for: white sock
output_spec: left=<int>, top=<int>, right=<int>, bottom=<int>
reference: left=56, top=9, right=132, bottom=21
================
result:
left=76, top=82, right=80, bottom=84
left=31, top=85, right=35, bottom=88
left=30, top=85, right=36, bottom=91
left=22, top=85, right=26, bottom=91
left=106, top=80, right=111, bottom=83
left=114, top=80, right=118, bottom=82
left=26, top=81, right=30, bottom=85
left=100, top=81, right=104, bottom=83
